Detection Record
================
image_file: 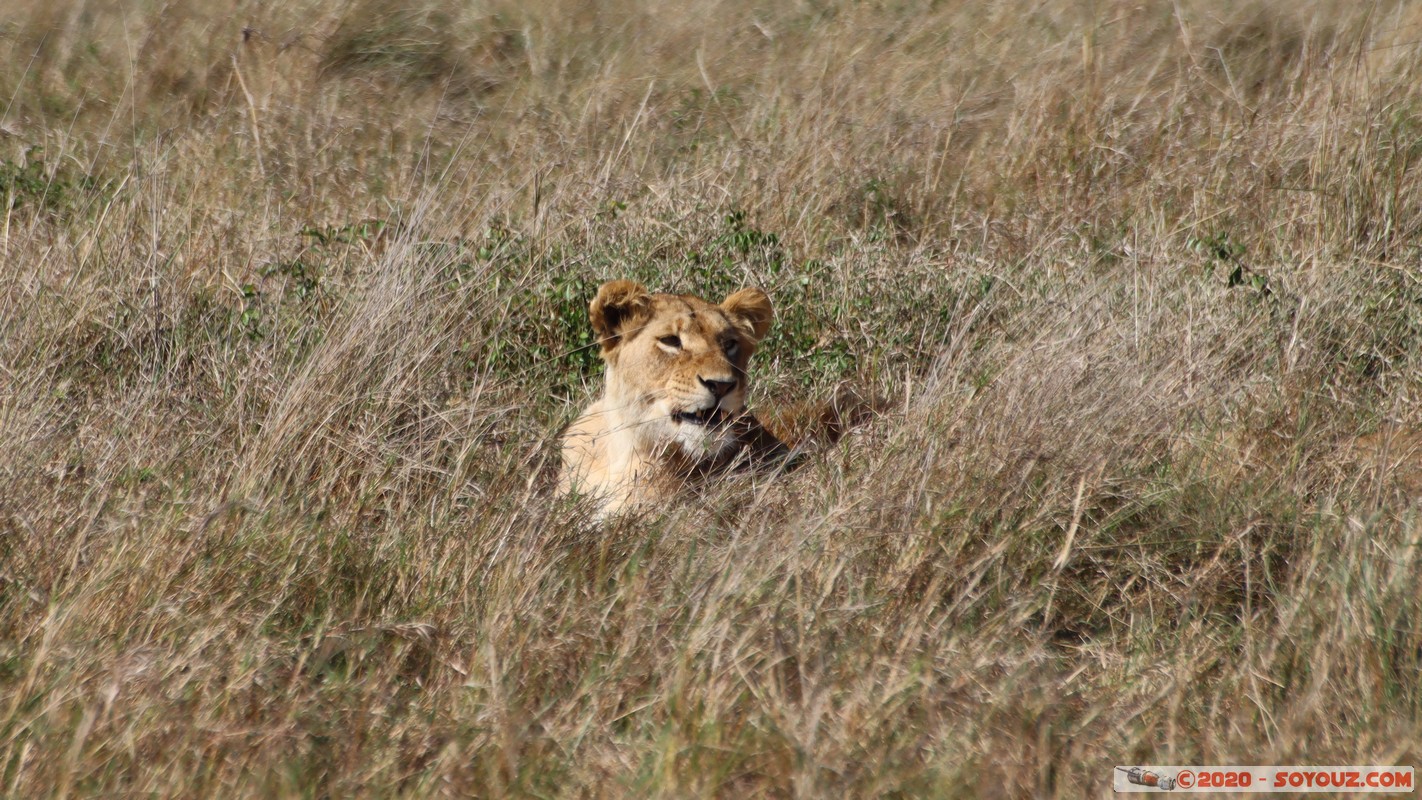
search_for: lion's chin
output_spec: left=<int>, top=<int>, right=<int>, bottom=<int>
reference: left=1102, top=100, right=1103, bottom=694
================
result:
left=669, top=422, right=739, bottom=461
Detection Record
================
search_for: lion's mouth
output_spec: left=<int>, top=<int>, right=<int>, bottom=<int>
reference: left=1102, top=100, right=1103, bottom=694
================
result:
left=673, top=407, right=730, bottom=427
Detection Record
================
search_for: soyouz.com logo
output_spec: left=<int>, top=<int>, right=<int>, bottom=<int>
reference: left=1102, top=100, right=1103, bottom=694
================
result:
left=1114, top=766, right=1414, bottom=793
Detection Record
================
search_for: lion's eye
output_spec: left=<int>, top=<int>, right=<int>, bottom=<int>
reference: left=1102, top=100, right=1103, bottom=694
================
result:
left=658, top=335, right=682, bottom=349
left=722, top=339, right=739, bottom=357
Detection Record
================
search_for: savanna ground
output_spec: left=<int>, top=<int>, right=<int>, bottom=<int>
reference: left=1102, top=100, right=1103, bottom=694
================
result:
left=2, top=0, right=1422, bottom=796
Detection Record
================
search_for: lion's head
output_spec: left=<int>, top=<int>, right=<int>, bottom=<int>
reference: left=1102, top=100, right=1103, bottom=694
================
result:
left=588, top=279, right=774, bottom=459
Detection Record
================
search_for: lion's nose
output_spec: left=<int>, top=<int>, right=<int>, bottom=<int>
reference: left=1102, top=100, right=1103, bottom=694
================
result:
left=698, top=376, right=736, bottom=399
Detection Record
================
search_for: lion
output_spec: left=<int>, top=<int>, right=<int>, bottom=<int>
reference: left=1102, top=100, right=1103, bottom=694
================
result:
left=557, top=280, right=791, bottom=518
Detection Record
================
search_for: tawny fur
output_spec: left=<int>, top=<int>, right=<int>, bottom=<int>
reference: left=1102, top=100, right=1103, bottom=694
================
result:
left=558, top=281, right=787, bottom=518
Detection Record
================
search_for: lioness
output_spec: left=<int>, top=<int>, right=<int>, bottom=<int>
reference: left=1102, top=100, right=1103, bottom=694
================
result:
left=558, top=280, right=789, bottom=518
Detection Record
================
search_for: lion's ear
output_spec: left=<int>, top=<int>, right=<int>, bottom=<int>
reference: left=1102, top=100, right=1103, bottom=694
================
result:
left=721, top=287, right=774, bottom=342
left=589, top=280, right=652, bottom=351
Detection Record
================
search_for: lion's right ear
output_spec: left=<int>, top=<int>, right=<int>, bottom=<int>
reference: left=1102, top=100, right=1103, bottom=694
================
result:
left=721, top=287, right=774, bottom=342
left=589, top=280, right=652, bottom=352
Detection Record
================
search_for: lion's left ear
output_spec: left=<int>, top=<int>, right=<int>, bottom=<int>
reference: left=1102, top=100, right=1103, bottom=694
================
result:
left=721, top=287, right=774, bottom=342
left=589, top=279, right=652, bottom=352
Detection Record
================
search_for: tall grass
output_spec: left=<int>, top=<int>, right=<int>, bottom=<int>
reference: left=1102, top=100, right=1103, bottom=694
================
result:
left=2, top=0, right=1421, bottom=795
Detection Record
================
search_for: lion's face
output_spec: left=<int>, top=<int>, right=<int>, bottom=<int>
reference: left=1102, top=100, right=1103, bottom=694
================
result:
left=589, top=280, right=774, bottom=460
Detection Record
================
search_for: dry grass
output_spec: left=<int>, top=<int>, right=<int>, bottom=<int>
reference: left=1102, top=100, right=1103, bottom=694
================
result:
left=2, top=0, right=1422, bottom=796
